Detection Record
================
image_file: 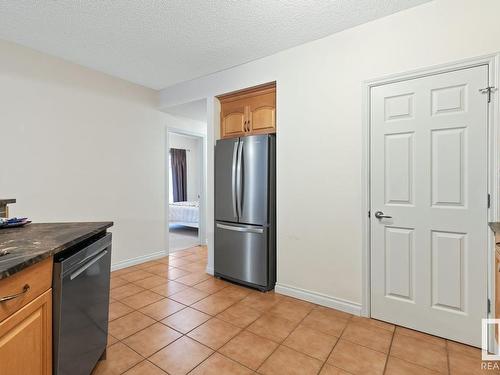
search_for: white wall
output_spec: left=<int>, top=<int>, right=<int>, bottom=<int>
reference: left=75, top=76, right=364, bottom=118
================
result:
left=0, top=39, right=168, bottom=267
left=169, top=133, right=202, bottom=202
left=165, top=112, right=207, bottom=135
left=160, top=0, right=500, bottom=312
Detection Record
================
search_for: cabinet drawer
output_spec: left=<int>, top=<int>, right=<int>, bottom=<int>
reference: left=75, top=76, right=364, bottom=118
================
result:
left=0, top=257, right=53, bottom=322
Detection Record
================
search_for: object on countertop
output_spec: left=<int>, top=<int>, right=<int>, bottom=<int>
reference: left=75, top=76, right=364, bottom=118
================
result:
left=0, top=217, right=31, bottom=228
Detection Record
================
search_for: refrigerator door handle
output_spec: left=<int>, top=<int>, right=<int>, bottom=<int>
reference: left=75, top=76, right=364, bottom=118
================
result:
left=231, top=140, right=239, bottom=218
left=236, top=140, right=243, bottom=218
left=216, top=223, right=264, bottom=234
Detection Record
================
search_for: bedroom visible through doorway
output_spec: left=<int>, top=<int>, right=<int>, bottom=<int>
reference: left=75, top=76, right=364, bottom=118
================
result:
left=168, top=130, right=204, bottom=252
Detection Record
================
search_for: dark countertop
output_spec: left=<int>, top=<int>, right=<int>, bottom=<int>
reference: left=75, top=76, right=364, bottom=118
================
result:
left=0, top=222, right=113, bottom=280
left=490, top=222, right=500, bottom=233
left=0, top=199, right=16, bottom=205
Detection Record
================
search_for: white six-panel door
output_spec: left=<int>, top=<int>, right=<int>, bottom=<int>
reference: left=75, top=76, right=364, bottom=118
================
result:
left=370, top=65, right=489, bottom=346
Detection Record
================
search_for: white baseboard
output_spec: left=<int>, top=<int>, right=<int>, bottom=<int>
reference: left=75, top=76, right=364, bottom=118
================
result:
left=205, top=266, right=214, bottom=275
left=111, top=250, right=167, bottom=271
left=275, top=283, right=362, bottom=316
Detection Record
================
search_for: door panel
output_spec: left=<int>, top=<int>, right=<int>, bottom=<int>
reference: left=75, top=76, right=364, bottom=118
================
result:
left=238, top=135, right=269, bottom=225
left=0, top=290, right=52, bottom=375
left=215, top=138, right=239, bottom=223
left=220, top=99, right=247, bottom=138
left=248, top=92, right=276, bottom=134
left=431, top=127, right=465, bottom=207
left=431, top=230, right=466, bottom=312
left=370, top=65, right=488, bottom=346
left=214, top=222, right=268, bottom=287
left=385, top=226, right=414, bottom=302
left=385, top=132, right=414, bottom=205
left=223, top=113, right=246, bottom=137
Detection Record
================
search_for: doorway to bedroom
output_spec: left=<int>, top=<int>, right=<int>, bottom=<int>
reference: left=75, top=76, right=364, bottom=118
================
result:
left=167, top=129, right=205, bottom=252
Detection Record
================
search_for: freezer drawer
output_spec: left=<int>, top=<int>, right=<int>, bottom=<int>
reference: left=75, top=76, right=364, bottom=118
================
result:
left=215, top=222, right=268, bottom=288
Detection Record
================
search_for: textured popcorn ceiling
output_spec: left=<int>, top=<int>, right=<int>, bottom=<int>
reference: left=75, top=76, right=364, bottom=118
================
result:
left=0, top=0, right=431, bottom=89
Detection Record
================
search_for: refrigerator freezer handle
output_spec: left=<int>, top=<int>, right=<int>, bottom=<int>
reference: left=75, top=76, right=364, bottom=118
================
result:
left=216, top=223, right=264, bottom=234
left=237, top=140, right=243, bottom=218
left=231, top=140, right=239, bottom=218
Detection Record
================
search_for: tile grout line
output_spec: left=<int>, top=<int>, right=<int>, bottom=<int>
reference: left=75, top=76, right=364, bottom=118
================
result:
left=158, top=303, right=255, bottom=374
left=145, top=359, right=170, bottom=375
left=186, top=293, right=346, bottom=372
left=183, top=298, right=292, bottom=373
left=111, top=263, right=214, bottom=314
left=388, top=332, right=451, bottom=374
left=337, top=320, right=394, bottom=356
left=253, top=302, right=320, bottom=374
left=109, top=249, right=467, bottom=375
left=110, top=253, right=323, bottom=373
left=183, top=293, right=281, bottom=373
left=445, top=340, right=451, bottom=375
left=186, top=293, right=246, bottom=316
left=389, top=353, right=451, bottom=374
left=106, top=250, right=208, bottom=374
left=184, top=294, right=291, bottom=373
left=381, top=323, right=395, bottom=375
left=133, top=295, right=244, bottom=373
left=110, top=306, right=201, bottom=373
left=109, top=264, right=206, bottom=317
left=316, top=313, right=354, bottom=375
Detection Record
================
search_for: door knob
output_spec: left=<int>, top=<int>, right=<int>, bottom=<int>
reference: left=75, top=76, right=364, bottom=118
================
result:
left=374, top=211, right=392, bottom=219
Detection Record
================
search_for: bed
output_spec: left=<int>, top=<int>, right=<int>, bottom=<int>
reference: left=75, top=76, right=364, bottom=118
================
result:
left=169, top=201, right=199, bottom=228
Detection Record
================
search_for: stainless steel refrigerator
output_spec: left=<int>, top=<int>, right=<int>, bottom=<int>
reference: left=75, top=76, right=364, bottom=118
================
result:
left=215, top=134, right=276, bottom=291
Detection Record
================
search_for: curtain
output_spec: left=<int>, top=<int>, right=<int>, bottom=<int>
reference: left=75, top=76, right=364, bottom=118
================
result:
left=170, top=148, right=187, bottom=202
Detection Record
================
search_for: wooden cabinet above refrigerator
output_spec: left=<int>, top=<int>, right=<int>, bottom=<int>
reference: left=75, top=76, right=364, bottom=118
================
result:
left=218, top=82, right=276, bottom=139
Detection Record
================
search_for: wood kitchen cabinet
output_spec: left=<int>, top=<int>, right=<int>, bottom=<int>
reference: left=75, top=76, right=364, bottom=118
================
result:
left=219, top=82, right=276, bottom=139
left=0, top=257, right=53, bottom=375
left=220, top=97, right=247, bottom=138
left=0, top=290, right=52, bottom=375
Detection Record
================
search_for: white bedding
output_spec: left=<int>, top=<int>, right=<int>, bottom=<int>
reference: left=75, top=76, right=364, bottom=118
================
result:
left=169, top=201, right=199, bottom=227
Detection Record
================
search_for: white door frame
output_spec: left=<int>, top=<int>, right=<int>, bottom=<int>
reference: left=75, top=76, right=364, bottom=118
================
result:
left=166, top=127, right=207, bottom=253
left=361, top=53, right=500, bottom=320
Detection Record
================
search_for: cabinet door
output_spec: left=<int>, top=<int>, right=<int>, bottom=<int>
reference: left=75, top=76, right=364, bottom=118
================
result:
left=248, top=91, right=276, bottom=134
left=221, top=99, right=247, bottom=139
left=0, top=289, right=52, bottom=375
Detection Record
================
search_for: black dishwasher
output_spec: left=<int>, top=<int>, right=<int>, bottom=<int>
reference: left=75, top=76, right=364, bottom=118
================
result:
left=53, top=232, right=112, bottom=375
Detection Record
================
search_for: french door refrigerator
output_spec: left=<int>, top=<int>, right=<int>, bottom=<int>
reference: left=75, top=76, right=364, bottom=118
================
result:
left=215, top=134, right=276, bottom=291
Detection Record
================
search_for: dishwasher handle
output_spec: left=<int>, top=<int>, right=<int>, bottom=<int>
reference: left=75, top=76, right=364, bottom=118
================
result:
left=70, top=250, right=108, bottom=281
left=75, top=233, right=112, bottom=267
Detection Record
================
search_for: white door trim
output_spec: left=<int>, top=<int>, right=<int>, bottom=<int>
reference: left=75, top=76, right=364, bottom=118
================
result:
left=361, top=53, right=500, bottom=319
left=166, top=127, right=208, bottom=254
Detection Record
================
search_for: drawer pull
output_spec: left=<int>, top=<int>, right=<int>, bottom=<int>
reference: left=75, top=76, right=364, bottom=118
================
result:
left=0, top=284, right=30, bottom=302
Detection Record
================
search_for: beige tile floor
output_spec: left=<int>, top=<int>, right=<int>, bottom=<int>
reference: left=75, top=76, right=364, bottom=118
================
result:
left=93, top=246, right=499, bottom=375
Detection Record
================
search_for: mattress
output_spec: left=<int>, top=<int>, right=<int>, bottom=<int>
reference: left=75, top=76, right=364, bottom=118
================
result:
left=169, top=201, right=199, bottom=224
